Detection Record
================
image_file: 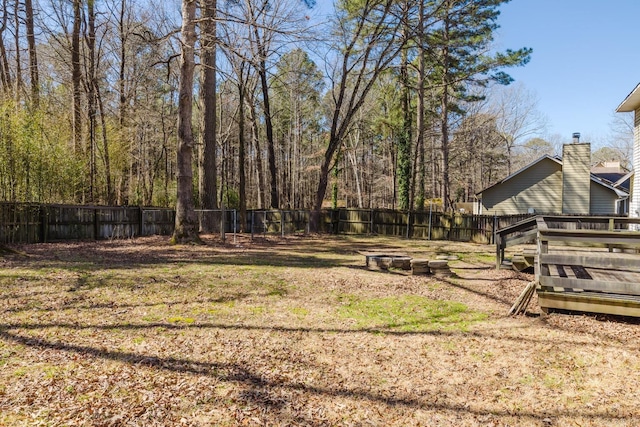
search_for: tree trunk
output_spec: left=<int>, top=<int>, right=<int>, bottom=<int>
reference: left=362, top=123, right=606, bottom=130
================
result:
left=346, top=147, right=363, bottom=208
left=24, top=0, right=38, bottom=108
left=13, top=0, right=22, bottom=103
left=310, top=149, right=332, bottom=232
left=238, top=71, right=247, bottom=232
left=0, top=0, right=11, bottom=94
left=96, top=85, right=114, bottom=204
left=199, top=0, right=218, bottom=233
left=397, top=45, right=411, bottom=211
left=415, top=1, right=426, bottom=211
left=440, top=16, right=452, bottom=212
left=72, top=0, right=82, bottom=155
left=172, top=0, right=200, bottom=244
left=249, top=94, right=266, bottom=208
left=258, top=62, right=278, bottom=209
left=86, top=0, right=97, bottom=203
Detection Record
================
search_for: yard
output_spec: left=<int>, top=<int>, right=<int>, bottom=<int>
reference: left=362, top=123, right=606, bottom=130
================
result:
left=1, top=235, right=639, bottom=426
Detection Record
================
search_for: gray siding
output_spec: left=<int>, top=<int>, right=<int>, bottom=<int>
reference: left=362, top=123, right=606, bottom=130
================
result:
left=562, top=143, right=591, bottom=214
left=481, top=158, right=562, bottom=215
left=589, top=181, right=618, bottom=215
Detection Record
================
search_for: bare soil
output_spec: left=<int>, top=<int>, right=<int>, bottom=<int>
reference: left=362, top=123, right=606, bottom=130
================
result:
left=1, top=235, right=639, bottom=426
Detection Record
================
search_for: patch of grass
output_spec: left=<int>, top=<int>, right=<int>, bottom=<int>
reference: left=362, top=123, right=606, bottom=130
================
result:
left=42, top=365, right=62, bottom=380
left=266, top=285, right=288, bottom=297
left=141, top=314, right=162, bottom=322
left=13, top=367, right=28, bottom=378
left=290, top=307, right=310, bottom=317
left=543, top=373, right=564, bottom=389
left=249, top=306, right=267, bottom=315
left=337, top=295, right=486, bottom=332
left=167, top=316, right=195, bottom=324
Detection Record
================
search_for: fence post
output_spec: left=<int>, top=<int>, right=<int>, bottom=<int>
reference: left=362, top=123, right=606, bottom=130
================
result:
left=492, top=215, right=497, bottom=245
left=251, top=210, right=255, bottom=241
left=406, top=211, right=411, bottom=239
left=39, top=205, right=47, bottom=243
left=281, top=210, right=285, bottom=237
left=139, top=206, right=144, bottom=237
left=369, top=209, right=373, bottom=235
left=428, top=203, right=433, bottom=240
left=93, top=208, right=99, bottom=240
left=221, top=204, right=226, bottom=242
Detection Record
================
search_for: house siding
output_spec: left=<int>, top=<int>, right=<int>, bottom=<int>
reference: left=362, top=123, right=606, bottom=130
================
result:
left=481, top=158, right=562, bottom=215
left=589, top=181, right=618, bottom=215
left=562, top=143, right=591, bottom=214
left=631, top=107, right=640, bottom=218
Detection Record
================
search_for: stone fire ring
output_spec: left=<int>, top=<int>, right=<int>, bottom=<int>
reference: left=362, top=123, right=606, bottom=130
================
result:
left=365, top=254, right=412, bottom=271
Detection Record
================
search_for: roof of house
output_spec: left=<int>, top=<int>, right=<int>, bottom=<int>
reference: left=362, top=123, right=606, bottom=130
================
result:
left=476, top=154, right=629, bottom=198
left=617, top=82, right=640, bottom=112
left=597, top=175, right=630, bottom=199
left=592, top=172, right=628, bottom=186
left=613, top=171, right=633, bottom=192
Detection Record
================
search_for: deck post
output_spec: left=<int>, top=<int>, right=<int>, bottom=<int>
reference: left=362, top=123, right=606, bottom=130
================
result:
left=495, top=233, right=504, bottom=270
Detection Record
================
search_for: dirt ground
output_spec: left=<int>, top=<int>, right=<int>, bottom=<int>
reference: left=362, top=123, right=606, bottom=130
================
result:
left=1, top=234, right=639, bottom=426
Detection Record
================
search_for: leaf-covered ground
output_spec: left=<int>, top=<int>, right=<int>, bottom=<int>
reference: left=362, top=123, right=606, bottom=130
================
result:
left=1, top=235, right=639, bottom=426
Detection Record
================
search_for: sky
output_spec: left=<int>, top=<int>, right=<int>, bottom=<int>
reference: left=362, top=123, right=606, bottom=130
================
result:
left=496, top=0, right=640, bottom=146
left=311, top=0, right=640, bottom=146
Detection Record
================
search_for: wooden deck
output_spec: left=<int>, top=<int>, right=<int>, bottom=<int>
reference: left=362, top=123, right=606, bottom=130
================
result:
left=538, top=249, right=640, bottom=316
left=496, top=216, right=640, bottom=317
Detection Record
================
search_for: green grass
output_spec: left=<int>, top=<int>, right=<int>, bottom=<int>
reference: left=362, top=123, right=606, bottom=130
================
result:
left=337, top=295, right=487, bottom=332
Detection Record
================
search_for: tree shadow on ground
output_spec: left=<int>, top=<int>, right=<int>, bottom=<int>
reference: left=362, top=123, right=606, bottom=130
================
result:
left=0, top=322, right=634, bottom=425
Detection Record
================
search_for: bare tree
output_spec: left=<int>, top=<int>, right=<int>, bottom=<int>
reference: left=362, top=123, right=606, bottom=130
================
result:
left=310, top=0, right=405, bottom=231
left=490, top=82, right=548, bottom=175
left=607, top=111, right=634, bottom=168
left=72, top=0, right=82, bottom=155
left=25, top=0, right=39, bottom=107
left=0, top=0, right=11, bottom=93
left=221, top=0, right=315, bottom=209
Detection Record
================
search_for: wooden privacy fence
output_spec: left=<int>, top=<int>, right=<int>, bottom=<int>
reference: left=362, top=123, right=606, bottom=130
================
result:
left=324, top=209, right=531, bottom=243
left=1, top=202, right=531, bottom=244
left=196, top=210, right=311, bottom=236
left=0, top=203, right=175, bottom=244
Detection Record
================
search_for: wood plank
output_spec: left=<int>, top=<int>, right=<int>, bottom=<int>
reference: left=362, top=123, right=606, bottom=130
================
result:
left=536, top=216, right=549, bottom=232
left=540, top=253, right=640, bottom=271
left=538, top=291, right=640, bottom=317
left=540, top=229, right=640, bottom=246
left=556, top=265, right=568, bottom=278
left=546, top=264, right=560, bottom=277
left=539, top=275, right=640, bottom=296
left=505, top=228, right=538, bottom=246
left=496, top=216, right=538, bottom=236
left=571, top=265, right=592, bottom=280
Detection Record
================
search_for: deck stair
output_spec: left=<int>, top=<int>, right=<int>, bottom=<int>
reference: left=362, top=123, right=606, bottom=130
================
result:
left=510, top=248, right=536, bottom=272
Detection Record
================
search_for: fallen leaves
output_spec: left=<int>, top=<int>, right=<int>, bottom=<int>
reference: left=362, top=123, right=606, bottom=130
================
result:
left=0, top=236, right=639, bottom=426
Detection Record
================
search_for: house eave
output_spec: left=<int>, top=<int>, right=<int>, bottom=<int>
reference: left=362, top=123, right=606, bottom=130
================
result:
left=616, top=82, right=640, bottom=112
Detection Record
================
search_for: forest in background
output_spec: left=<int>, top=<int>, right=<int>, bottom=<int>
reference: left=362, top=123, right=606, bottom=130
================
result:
left=0, top=0, right=632, bottom=230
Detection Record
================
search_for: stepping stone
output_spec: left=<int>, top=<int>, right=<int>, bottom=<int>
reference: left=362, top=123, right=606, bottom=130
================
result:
left=411, top=259, right=430, bottom=275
